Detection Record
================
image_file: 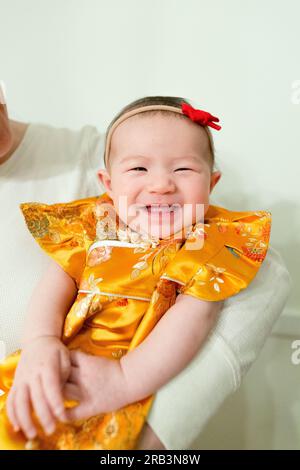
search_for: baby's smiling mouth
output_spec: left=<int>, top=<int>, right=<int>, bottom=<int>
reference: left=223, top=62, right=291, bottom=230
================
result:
left=135, top=202, right=181, bottom=213
left=141, top=204, right=181, bottom=213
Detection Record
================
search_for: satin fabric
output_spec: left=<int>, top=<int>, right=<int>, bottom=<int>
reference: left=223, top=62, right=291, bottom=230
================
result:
left=0, top=192, right=271, bottom=449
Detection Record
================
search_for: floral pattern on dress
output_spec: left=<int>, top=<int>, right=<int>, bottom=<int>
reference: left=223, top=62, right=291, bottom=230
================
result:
left=234, top=214, right=271, bottom=263
left=130, top=241, right=180, bottom=280
left=87, top=246, right=113, bottom=267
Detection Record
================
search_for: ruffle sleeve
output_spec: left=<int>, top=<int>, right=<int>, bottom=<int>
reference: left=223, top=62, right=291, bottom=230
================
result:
left=160, top=206, right=272, bottom=302
left=20, top=196, right=98, bottom=287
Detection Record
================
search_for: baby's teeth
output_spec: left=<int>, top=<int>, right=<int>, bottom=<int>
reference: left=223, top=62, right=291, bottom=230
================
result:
left=146, top=206, right=177, bottom=212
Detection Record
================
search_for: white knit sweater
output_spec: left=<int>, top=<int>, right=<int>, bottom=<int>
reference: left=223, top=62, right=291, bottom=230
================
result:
left=0, top=123, right=105, bottom=355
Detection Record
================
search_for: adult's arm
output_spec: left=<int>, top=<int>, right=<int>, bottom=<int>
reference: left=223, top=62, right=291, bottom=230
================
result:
left=0, top=83, right=28, bottom=162
left=145, top=246, right=291, bottom=449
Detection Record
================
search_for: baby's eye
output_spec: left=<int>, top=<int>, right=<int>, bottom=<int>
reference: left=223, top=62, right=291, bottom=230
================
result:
left=175, top=168, right=192, bottom=172
left=130, top=167, right=147, bottom=172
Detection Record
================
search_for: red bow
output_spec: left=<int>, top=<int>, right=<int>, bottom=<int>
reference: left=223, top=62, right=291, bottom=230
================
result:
left=181, top=102, right=221, bottom=130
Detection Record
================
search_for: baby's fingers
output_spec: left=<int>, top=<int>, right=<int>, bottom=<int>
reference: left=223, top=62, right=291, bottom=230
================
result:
left=42, top=354, right=68, bottom=423
left=63, top=383, right=82, bottom=402
left=30, top=375, right=56, bottom=436
left=63, top=383, right=87, bottom=422
left=14, top=386, right=37, bottom=440
left=5, top=388, right=19, bottom=432
left=64, top=400, right=91, bottom=423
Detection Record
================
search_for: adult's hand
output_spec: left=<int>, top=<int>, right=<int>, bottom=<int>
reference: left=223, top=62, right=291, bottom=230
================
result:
left=0, top=82, right=13, bottom=159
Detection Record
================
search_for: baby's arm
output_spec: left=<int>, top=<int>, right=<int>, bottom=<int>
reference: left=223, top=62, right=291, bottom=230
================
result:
left=21, top=259, right=77, bottom=345
left=6, top=259, right=77, bottom=440
left=120, top=294, right=223, bottom=403
left=60, top=294, right=223, bottom=423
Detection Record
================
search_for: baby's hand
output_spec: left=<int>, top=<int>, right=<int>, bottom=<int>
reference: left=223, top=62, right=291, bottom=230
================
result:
left=62, top=350, right=130, bottom=422
left=6, top=336, right=71, bottom=440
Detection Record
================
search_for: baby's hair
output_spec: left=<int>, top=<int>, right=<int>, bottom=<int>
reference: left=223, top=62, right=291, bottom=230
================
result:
left=104, top=95, right=216, bottom=172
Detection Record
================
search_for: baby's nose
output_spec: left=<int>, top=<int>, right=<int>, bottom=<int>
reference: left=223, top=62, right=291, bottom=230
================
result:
left=147, top=174, right=175, bottom=193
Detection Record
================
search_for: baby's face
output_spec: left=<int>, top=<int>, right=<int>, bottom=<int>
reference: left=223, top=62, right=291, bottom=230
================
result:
left=98, top=114, right=221, bottom=240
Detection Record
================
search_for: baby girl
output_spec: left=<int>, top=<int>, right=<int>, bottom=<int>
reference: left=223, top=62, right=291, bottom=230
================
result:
left=0, top=96, right=271, bottom=450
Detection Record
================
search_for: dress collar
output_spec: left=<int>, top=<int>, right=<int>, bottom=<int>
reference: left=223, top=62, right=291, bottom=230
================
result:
left=94, top=192, right=198, bottom=249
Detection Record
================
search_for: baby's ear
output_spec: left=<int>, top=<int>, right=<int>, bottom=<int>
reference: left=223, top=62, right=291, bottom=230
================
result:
left=97, top=169, right=113, bottom=197
left=210, top=171, right=222, bottom=193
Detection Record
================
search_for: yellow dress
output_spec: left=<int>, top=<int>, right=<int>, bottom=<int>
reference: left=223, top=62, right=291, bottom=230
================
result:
left=0, top=192, right=272, bottom=450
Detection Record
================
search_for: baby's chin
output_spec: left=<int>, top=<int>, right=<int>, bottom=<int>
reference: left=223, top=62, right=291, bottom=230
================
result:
left=128, top=212, right=201, bottom=241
